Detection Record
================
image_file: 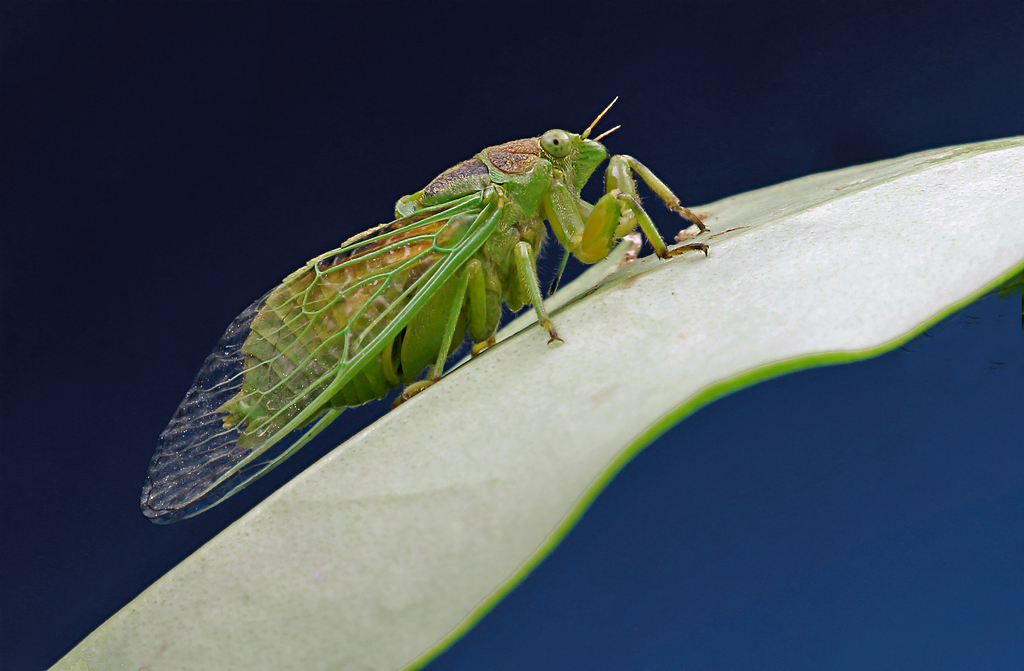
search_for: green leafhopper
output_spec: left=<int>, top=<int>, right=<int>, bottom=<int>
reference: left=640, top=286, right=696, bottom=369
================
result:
left=141, top=100, right=710, bottom=523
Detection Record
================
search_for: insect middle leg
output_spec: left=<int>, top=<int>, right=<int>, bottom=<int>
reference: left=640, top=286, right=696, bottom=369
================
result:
left=514, top=241, right=563, bottom=346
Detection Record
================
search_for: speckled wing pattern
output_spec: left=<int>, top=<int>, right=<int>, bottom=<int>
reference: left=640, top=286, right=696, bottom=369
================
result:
left=141, top=193, right=497, bottom=522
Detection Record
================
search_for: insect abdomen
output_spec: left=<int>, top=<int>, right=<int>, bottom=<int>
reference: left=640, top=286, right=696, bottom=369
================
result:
left=220, top=244, right=438, bottom=438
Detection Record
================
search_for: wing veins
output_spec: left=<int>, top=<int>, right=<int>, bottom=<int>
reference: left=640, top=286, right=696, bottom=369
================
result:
left=146, top=194, right=501, bottom=517
left=212, top=199, right=503, bottom=485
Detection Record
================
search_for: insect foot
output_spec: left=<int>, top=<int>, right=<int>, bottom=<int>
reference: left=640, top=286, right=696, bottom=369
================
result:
left=539, top=318, right=563, bottom=347
left=664, top=242, right=710, bottom=259
left=670, top=204, right=710, bottom=234
left=471, top=337, right=497, bottom=358
left=392, top=379, right=436, bottom=408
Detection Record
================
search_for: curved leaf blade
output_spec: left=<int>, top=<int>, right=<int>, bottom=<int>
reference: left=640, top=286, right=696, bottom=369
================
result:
left=52, top=137, right=1024, bottom=671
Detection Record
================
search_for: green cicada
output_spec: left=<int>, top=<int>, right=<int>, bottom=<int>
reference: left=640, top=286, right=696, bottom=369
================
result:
left=141, top=100, right=709, bottom=523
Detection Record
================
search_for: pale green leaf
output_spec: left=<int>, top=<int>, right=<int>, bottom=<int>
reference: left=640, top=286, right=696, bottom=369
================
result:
left=52, top=137, right=1024, bottom=671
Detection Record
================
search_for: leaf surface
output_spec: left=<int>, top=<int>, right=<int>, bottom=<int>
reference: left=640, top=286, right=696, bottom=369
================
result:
left=52, top=137, right=1024, bottom=671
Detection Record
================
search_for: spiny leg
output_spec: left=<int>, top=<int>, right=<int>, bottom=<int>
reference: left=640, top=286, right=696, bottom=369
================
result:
left=608, top=155, right=708, bottom=233
left=604, top=153, right=708, bottom=257
left=542, top=154, right=710, bottom=265
left=540, top=154, right=708, bottom=268
left=547, top=248, right=572, bottom=296
left=571, top=185, right=707, bottom=262
left=613, top=191, right=709, bottom=259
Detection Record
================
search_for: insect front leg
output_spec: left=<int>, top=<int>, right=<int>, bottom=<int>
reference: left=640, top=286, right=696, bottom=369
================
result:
left=542, top=163, right=708, bottom=265
left=597, top=154, right=709, bottom=260
left=608, top=155, right=708, bottom=233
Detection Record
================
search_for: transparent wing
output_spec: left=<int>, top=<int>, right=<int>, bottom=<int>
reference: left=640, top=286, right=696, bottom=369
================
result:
left=141, top=292, right=270, bottom=522
left=142, top=193, right=503, bottom=522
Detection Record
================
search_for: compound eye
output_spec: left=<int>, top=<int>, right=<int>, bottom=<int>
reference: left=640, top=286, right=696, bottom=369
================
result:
left=541, top=129, right=572, bottom=158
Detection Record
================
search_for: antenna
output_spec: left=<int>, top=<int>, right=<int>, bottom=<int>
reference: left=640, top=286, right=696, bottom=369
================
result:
left=592, top=124, right=621, bottom=142
left=581, top=97, right=618, bottom=139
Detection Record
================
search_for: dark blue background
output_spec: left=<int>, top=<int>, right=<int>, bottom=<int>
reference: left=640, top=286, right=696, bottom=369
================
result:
left=1, top=2, right=1022, bottom=669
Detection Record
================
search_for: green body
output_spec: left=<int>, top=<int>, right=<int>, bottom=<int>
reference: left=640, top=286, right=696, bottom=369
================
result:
left=141, top=110, right=710, bottom=523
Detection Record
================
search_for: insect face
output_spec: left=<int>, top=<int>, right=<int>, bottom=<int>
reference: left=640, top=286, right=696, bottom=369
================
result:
left=539, top=129, right=609, bottom=196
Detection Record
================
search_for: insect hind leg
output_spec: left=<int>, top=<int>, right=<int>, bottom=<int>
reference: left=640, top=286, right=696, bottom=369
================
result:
left=392, top=265, right=472, bottom=408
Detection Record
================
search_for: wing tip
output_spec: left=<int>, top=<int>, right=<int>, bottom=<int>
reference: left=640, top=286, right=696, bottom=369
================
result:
left=140, top=478, right=189, bottom=524
left=141, top=505, right=178, bottom=525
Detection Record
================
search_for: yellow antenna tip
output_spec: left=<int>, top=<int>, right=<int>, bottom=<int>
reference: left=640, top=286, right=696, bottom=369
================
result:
left=581, top=96, right=619, bottom=140
left=592, top=124, right=621, bottom=142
